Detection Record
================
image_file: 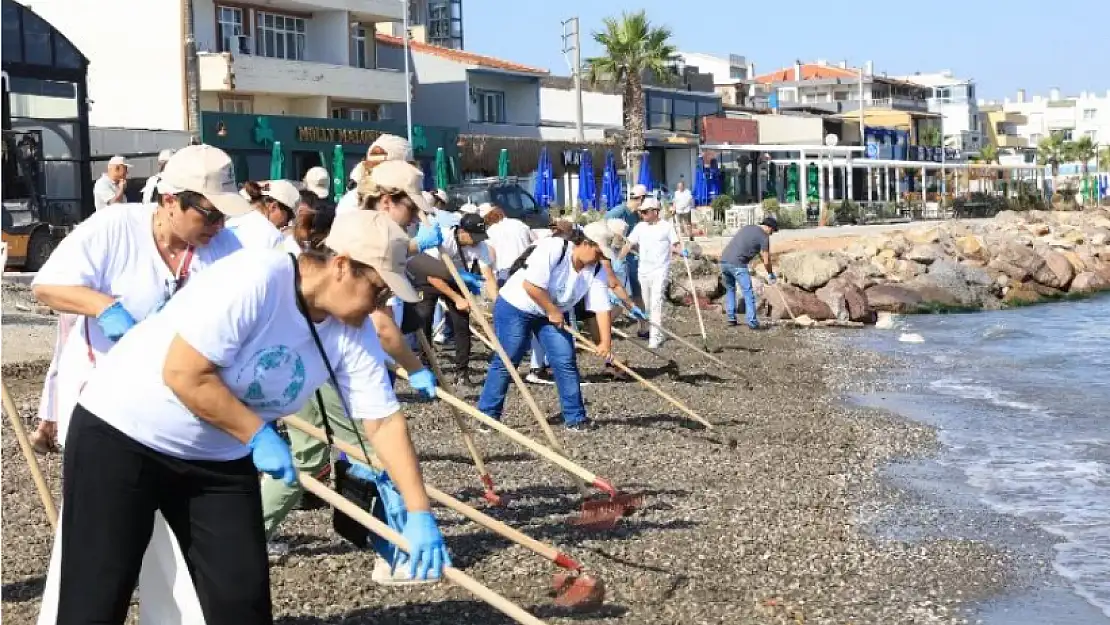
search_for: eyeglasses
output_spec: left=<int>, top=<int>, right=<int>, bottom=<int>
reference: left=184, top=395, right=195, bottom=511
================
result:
left=185, top=202, right=225, bottom=225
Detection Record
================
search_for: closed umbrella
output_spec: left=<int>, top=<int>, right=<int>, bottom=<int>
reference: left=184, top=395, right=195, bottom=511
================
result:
left=497, top=148, right=510, bottom=178
left=544, top=148, right=556, bottom=206
left=533, top=148, right=547, bottom=205
left=331, top=145, right=345, bottom=203
left=535, top=146, right=555, bottom=207
left=435, top=147, right=449, bottom=190
left=707, top=158, right=721, bottom=199
left=601, top=151, right=617, bottom=208
left=449, top=155, right=459, bottom=186
left=637, top=152, right=653, bottom=191
left=692, top=155, right=709, bottom=206
left=577, top=150, right=596, bottom=209
left=269, top=141, right=284, bottom=180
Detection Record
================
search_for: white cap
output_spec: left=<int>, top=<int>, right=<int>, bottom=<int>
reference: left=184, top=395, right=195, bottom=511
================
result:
left=262, top=180, right=301, bottom=210
left=157, top=149, right=173, bottom=162
left=303, top=166, right=330, bottom=199
left=582, top=221, right=616, bottom=259
left=605, top=218, right=628, bottom=238
left=459, top=202, right=479, bottom=215
left=367, top=134, right=413, bottom=163
left=477, top=202, right=493, bottom=217
left=349, top=162, right=366, bottom=183
left=640, top=197, right=661, bottom=211
left=157, top=144, right=251, bottom=217
left=433, top=189, right=448, bottom=204
left=108, top=155, right=131, bottom=168
left=629, top=184, right=648, bottom=199
left=421, top=190, right=436, bottom=206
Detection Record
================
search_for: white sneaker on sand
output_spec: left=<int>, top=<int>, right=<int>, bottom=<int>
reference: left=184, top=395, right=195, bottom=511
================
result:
left=371, top=556, right=439, bottom=586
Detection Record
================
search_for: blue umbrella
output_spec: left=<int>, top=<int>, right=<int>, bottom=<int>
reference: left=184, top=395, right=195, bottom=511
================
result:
left=534, top=146, right=553, bottom=207
left=544, top=147, right=557, bottom=206
left=693, top=155, right=710, bottom=206
left=601, top=150, right=622, bottom=208
left=707, top=158, right=721, bottom=199
left=577, top=150, right=597, bottom=209
left=637, top=152, right=653, bottom=191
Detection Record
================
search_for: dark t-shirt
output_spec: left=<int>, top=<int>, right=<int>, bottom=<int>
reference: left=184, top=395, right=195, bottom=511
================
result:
left=405, top=253, right=453, bottom=297
left=720, top=224, right=769, bottom=266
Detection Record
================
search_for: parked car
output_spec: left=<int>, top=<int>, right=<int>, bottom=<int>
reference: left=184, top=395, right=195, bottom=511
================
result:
left=446, top=178, right=551, bottom=229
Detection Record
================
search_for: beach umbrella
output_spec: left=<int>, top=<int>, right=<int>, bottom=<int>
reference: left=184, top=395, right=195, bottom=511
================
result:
left=535, top=146, right=554, bottom=207
left=637, top=152, right=653, bottom=191
left=497, top=148, right=510, bottom=178
left=435, top=147, right=449, bottom=190
left=601, top=151, right=617, bottom=208
left=269, top=141, right=284, bottom=180
left=449, top=155, right=459, bottom=186
left=544, top=148, right=556, bottom=206
left=331, top=145, right=345, bottom=203
left=707, top=158, right=721, bottom=199
left=534, top=148, right=547, bottom=205
left=577, top=150, right=597, bottom=209
left=692, top=155, right=709, bottom=206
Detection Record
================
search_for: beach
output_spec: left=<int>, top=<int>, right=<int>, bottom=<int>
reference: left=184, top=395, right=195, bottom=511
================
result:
left=1, top=279, right=1021, bottom=625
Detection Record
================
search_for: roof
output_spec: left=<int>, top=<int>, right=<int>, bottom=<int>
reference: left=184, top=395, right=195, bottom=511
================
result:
left=753, top=63, right=858, bottom=83
left=375, top=34, right=548, bottom=75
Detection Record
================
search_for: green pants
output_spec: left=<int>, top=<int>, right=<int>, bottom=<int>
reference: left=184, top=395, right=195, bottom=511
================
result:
left=261, top=385, right=367, bottom=539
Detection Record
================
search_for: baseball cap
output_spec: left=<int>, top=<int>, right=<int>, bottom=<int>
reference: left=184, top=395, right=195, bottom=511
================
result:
left=582, top=221, right=616, bottom=259
left=367, top=134, right=413, bottom=163
left=640, top=197, right=661, bottom=211
left=359, top=160, right=431, bottom=215
left=157, top=144, right=251, bottom=217
left=459, top=202, right=479, bottom=215
left=261, top=180, right=301, bottom=210
left=108, top=155, right=131, bottom=168
left=157, top=149, right=173, bottom=163
left=477, top=202, right=493, bottom=218
left=629, top=184, right=648, bottom=199
left=761, top=216, right=780, bottom=232
left=458, top=213, right=489, bottom=243
left=303, top=166, right=330, bottom=199
left=324, top=210, right=420, bottom=303
left=604, top=218, right=628, bottom=238
left=433, top=189, right=448, bottom=204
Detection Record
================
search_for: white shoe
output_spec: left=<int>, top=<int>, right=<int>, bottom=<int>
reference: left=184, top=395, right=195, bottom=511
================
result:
left=432, top=330, right=447, bottom=345
left=371, top=556, right=439, bottom=586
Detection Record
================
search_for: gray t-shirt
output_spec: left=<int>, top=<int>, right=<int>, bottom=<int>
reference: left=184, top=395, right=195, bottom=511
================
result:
left=720, top=224, right=769, bottom=266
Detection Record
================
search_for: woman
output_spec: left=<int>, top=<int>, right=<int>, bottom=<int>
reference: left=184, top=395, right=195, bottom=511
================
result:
left=484, top=205, right=536, bottom=286
left=227, top=179, right=298, bottom=249
left=476, top=228, right=613, bottom=432
left=47, top=210, right=450, bottom=624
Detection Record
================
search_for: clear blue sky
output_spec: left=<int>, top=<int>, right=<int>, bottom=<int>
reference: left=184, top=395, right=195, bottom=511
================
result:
left=462, top=0, right=1110, bottom=100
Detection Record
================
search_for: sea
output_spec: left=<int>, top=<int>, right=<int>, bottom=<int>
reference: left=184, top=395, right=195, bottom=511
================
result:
left=852, top=294, right=1110, bottom=623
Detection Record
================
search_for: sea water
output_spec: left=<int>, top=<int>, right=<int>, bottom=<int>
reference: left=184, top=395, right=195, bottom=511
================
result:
left=856, top=294, right=1110, bottom=620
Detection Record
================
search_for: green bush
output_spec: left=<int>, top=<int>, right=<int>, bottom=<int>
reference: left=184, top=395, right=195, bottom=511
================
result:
left=834, top=200, right=861, bottom=225
left=769, top=205, right=806, bottom=230
left=761, top=198, right=780, bottom=213
left=710, top=195, right=733, bottom=221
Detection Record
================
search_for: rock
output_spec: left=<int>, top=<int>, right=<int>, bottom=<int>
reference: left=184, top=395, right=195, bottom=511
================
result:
left=815, top=277, right=872, bottom=323
left=905, top=244, right=943, bottom=265
left=912, top=260, right=994, bottom=307
left=995, top=273, right=1010, bottom=289
left=1025, top=223, right=1051, bottom=236
left=1003, top=283, right=1042, bottom=306
left=865, top=284, right=924, bottom=313
left=792, top=314, right=816, bottom=327
left=1060, top=228, right=1086, bottom=245
left=1032, top=249, right=1075, bottom=289
left=874, top=257, right=925, bottom=282
left=777, top=252, right=845, bottom=290
left=686, top=241, right=705, bottom=259
left=1025, top=281, right=1064, bottom=298
left=1062, top=251, right=1087, bottom=274
left=763, top=283, right=835, bottom=321
left=990, top=243, right=1045, bottom=282
left=955, top=235, right=987, bottom=261
left=840, top=262, right=884, bottom=290
left=1070, top=271, right=1110, bottom=294
left=1089, top=229, right=1110, bottom=246
left=905, top=226, right=941, bottom=245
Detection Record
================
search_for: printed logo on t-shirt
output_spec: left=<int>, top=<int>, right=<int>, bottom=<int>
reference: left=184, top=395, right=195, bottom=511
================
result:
left=236, top=345, right=306, bottom=410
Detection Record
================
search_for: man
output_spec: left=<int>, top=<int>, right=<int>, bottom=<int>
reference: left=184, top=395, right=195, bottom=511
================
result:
left=617, top=198, right=681, bottom=349
left=141, top=150, right=173, bottom=204
left=672, top=180, right=694, bottom=240
left=720, top=216, right=779, bottom=330
left=303, top=166, right=330, bottom=200
left=93, top=155, right=130, bottom=211
left=605, top=183, right=647, bottom=331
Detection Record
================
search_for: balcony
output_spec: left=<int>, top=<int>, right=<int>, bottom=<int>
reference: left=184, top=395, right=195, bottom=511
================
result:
left=996, top=135, right=1029, bottom=148
left=255, top=0, right=402, bottom=22
left=199, top=52, right=407, bottom=103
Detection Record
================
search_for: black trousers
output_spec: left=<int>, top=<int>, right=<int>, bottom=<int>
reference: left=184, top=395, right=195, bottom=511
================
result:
left=57, top=404, right=271, bottom=625
left=404, top=293, right=471, bottom=370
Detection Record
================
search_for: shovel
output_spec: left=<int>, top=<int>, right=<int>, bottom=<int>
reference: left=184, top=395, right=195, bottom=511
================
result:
left=2, top=381, right=58, bottom=529
left=300, top=473, right=551, bottom=625
left=284, top=416, right=606, bottom=609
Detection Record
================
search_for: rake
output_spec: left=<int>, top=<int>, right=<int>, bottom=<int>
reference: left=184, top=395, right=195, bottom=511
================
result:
left=284, top=415, right=606, bottom=609
left=2, top=381, right=58, bottom=529
left=618, top=302, right=746, bottom=376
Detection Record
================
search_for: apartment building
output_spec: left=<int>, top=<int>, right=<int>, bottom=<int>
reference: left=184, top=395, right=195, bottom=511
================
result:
left=376, top=0, right=463, bottom=50
left=675, top=52, right=754, bottom=106
left=1002, top=89, right=1110, bottom=148
left=896, top=70, right=983, bottom=154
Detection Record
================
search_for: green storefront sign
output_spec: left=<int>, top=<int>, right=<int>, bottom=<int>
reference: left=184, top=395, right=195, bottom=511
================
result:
left=199, top=112, right=458, bottom=183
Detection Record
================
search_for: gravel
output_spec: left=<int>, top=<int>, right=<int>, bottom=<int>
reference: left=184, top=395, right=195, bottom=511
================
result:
left=1, top=304, right=1016, bottom=625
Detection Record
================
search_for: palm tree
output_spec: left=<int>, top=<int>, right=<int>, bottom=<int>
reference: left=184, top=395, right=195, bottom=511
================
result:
left=1037, top=133, right=1069, bottom=178
left=1069, top=136, right=1096, bottom=205
left=977, top=143, right=999, bottom=194
left=585, top=11, right=677, bottom=182
left=1099, top=146, right=1110, bottom=172
left=918, top=126, right=942, bottom=148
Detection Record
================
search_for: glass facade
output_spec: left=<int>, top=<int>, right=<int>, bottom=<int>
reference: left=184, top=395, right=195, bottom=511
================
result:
left=645, top=90, right=721, bottom=133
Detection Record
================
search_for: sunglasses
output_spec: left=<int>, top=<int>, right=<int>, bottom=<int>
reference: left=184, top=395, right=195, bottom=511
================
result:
left=185, top=202, right=225, bottom=225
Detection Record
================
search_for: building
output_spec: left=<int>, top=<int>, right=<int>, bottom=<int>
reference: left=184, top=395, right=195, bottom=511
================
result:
left=992, top=88, right=1110, bottom=151
left=675, top=52, right=754, bottom=107
left=895, top=70, right=983, bottom=155
left=376, top=0, right=463, bottom=50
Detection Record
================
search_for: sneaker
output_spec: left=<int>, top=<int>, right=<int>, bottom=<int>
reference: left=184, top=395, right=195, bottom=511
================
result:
left=564, top=419, right=597, bottom=432
left=432, top=331, right=448, bottom=345
left=267, top=541, right=290, bottom=563
left=525, top=368, right=555, bottom=385
left=372, top=556, right=439, bottom=585
left=636, top=329, right=650, bottom=340
left=727, top=318, right=738, bottom=327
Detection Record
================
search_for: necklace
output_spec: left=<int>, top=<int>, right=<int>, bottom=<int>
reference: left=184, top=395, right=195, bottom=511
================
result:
left=153, top=217, right=185, bottom=259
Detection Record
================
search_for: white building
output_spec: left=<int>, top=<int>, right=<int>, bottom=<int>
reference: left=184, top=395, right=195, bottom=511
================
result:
left=1000, top=88, right=1110, bottom=150
left=675, top=52, right=753, bottom=106
left=25, top=0, right=408, bottom=131
left=896, top=70, right=984, bottom=154
left=377, top=0, right=463, bottom=49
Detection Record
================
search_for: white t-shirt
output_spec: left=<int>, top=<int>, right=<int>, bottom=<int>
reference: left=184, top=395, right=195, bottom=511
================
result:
left=280, top=233, right=303, bottom=255
left=336, top=189, right=360, bottom=216
left=627, top=220, right=678, bottom=275
left=486, top=218, right=535, bottom=273
left=226, top=210, right=285, bottom=250
left=141, top=174, right=162, bottom=204
left=78, top=248, right=400, bottom=461
left=31, top=203, right=243, bottom=444
left=672, top=189, right=694, bottom=214
left=428, top=230, right=494, bottom=273
left=93, top=174, right=123, bottom=211
left=500, top=237, right=609, bottom=316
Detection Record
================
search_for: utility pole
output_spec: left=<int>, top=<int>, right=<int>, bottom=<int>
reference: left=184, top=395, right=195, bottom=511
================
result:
left=402, top=0, right=413, bottom=146
left=561, top=17, right=584, bottom=142
left=183, top=0, right=201, bottom=143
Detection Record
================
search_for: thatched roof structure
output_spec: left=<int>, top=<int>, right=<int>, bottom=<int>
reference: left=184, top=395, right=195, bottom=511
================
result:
left=456, top=134, right=624, bottom=177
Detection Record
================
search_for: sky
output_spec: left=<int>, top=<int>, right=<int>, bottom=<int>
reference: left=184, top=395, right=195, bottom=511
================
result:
left=461, top=0, right=1110, bottom=101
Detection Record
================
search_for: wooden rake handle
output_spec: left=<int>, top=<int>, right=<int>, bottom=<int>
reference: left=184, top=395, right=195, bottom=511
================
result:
left=618, top=302, right=739, bottom=373
left=299, top=474, right=549, bottom=625
left=283, top=416, right=579, bottom=571
left=2, top=381, right=58, bottom=529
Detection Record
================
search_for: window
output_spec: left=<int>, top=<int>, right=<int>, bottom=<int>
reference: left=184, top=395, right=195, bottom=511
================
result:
left=255, top=11, right=305, bottom=61
left=1083, top=109, right=1097, bottom=120
left=1085, top=130, right=1098, bottom=142
left=729, top=67, right=745, bottom=80
left=1053, top=129, right=1073, bottom=141
left=934, top=87, right=951, bottom=102
left=219, top=96, right=253, bottom=114
left=1030, top=133, right=1043, bottom=145
left=474, top=89, right=505, bottom=123
left=217, top=6, right=247, bottom=53
left=349, top=25, right=368, bottom=68
left=648, top=96, right=671, bottom=130
left=21, top=9, right=52, bottom=65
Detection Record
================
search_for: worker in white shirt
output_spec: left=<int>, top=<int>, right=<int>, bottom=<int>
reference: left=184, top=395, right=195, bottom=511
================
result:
left=226, top=180, right=299, bottom=250
left=141, top=149, right=174, bottom=204
left=672, top=180, right=694, bottom=241
left=617, top=197, right=682, bottom=349
left=93, top=155, right=130, bottom=211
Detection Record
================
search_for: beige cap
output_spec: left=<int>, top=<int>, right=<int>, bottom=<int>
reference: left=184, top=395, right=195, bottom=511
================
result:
left=107, top=155, right=131, bottom=168
left=604, top=218, right=628, bottom=238
left=433, top=189, right=448, bottom=204
left=629, top=183, right=648, bottom=199
left=303, top=166, right=330, bottom=199
left=367, top=134, right=413, bottom=163
left=421, top=190, right=436, bottom=206
left=459, top=202, right=479, bottom=215
left=262, top=180, right=301, bottom=210
left=640, top=197, right=661, bottom=211
left=582, top=220, right=616, bottom=259
left=158, top=144, right=251, bottom=217
left=323, top=211, right=420, bottom=303
left=358, top=159, right=431, bottom=214
left=348, top=162, right=366, bottom=183
left=157, top=149, right=173, bottom=162
left=477, top=202, right=493, bottom=217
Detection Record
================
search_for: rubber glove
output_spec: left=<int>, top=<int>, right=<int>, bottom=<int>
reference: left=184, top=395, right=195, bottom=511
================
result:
left=96, top=301, right=137, bottom=342
left=766, top=273, right=778, bottom=285
left=680, top=248, right=690, bottom=258
left=628, top=306, right=648, bottom=321
left=458, top=270, right=484, bottom=295
left=413, top=222, right=443, bottom=252
left=248, top=423, right=297, bottom=486
left=408, top=368, right=437, bottom=399
left=401, top=510, right=451, bottom=579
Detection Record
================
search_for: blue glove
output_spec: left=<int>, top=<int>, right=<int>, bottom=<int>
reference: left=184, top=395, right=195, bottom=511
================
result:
left=458, top=270, right=483, bottom=295
left=248, top=423, right=297, bottom=486
left=767, top=272, right=778, bottom=285
left=609, top=256, right=627, bottom=278
left=629, top=306, right=648, bottom=321
left=96, top=301, right=137, bottom=342
left=408, top=368, right=437, bottom=399
left=413, top=223, right=443, bottom=252
left=401, top=510, right=451, bottom=579
left=680, top=248, right=690, bottom=258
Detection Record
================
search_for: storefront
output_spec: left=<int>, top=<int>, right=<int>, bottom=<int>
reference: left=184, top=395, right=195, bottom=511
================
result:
left=198, top=112, right=459, bottom=185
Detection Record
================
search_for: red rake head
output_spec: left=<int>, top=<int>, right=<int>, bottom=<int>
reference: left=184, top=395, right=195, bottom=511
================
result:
left=552, top=571, right=606, bottom=610
left=479, top=474, right=505, bottom=507
left=572, top=493, right=644, bottom=531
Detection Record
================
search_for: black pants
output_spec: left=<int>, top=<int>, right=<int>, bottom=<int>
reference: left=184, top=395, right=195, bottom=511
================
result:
left=58, top=404, right=271, bottom=625
left=404, top=294, right=471, bottom=370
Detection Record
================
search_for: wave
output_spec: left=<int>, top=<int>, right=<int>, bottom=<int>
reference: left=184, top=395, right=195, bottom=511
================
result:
left=929, top=378, right=1050, bottom=415
left=981, top=324, right=1033, bottom=341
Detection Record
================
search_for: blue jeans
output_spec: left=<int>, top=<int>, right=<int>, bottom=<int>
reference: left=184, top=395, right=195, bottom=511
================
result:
left=433, top=301, right=454, bottom=341
left=477, top=298, right=587, bottom=426
left=721, top=262, right=758, bottom=328
left=625, top=254, right=642, bottom=300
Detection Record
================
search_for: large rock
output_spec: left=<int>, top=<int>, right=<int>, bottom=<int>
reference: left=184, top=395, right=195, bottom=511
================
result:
left=1070, top=271, right=1110, bottom=294
left=815, top=277, right=873, bottom=323
left=873, top=257, right=925, bottom=282
left=1003, top=283, right=1043, bottom=306
left=955, top=235, right=988, bottom=261
left=990, top=243, right=1045, bottom=282
left=865, top=284, right=924, bottom=313
left=905, top=244, right=944, bottom=265
left=840, top=262, right=885, bottom=290
left=1032, top=249, right=1075, bottom=289
left=1090, top=229, right=1110, bottom=246
left=904, top=280, right=962, bottom=308
left=905, top=226, right=942, bottom=245
left=912, top=260, right=995, bottom=307
left=762, top=283, right=835, bottom=321
left=777, top=251, right=845, bottom=290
